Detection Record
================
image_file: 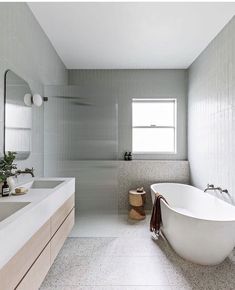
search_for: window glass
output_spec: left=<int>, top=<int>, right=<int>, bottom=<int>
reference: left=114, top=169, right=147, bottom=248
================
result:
left=132, top=101, right=175, bottom=127
left=132, top=99, right=176, bottom=153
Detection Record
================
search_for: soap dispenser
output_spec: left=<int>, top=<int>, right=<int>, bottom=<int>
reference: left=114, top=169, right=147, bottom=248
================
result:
left=2, top=181, right=10, bottom=197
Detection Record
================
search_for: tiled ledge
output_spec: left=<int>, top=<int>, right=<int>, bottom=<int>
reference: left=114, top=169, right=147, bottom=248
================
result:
left=57, top=160, right=189, bottom=211
left=118, top=160, right=189, bottom=210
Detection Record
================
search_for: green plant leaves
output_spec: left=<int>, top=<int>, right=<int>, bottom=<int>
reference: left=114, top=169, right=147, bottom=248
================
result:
left=0, top=151, right=17, bottom=182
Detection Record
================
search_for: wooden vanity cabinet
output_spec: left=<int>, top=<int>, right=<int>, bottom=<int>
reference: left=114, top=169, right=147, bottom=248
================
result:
left=51, top=194, right=75, bottom=237
left=16, top=244, right=51, bottom=290
left=50, top=208, right=75, bottom=264
left=0, top=193, right=75, bottom=290
left=0, top=220, right=51, bottom=290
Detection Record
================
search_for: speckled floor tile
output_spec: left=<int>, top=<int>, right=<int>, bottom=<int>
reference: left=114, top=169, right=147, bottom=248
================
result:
left=41, top=255, right=169, bottom=287
left=40, top=214, right=235, bottom=290
left=90, top=236, right=166, bottom=257
left=41, top=286, right=172, bottom=290
left=163, top=250, right=235, bottom=289
left=70, top=213, right=151, bottom=238
left=59, top=237, right=98, bottom=257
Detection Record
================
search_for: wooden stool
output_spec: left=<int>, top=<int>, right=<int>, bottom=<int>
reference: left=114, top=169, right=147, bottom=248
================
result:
left=128, top=189, right=146, bottom=220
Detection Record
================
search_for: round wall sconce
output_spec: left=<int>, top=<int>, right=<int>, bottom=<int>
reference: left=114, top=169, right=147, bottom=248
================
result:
left=24, top=93, right=48, bottom=107
left=24, top=93, right=32, bottom=107
left=33, top=94, right=43, bottom=107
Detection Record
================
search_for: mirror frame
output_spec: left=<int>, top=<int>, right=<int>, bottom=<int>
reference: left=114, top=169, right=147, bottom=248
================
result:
left=3, top=69, right=31, bottom=160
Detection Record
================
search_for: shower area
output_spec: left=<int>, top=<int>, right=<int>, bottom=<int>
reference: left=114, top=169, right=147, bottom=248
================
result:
left=44, top=83, right=120, bottom=236
left=43, top=70, right=190, bottom=236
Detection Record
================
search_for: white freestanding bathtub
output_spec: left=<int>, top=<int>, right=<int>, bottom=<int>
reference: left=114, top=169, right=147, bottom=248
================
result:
left=151, top=183, right=235, bottom=265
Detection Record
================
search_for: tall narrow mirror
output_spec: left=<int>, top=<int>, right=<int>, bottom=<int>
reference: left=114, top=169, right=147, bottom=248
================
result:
left=4, top=70, right=32, bottom=159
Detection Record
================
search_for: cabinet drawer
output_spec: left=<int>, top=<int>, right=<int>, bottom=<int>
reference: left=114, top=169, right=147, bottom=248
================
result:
left=50, top=209, right=75, bottom=264
left=16, top=243, right=50, bottom=290
left=51, top=194, right=75, bottom=236
left=0, top=220, right=50, bottom=290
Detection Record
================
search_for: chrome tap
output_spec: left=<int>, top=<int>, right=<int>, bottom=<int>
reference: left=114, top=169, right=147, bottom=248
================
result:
left=204, top=184, right=215, bottom=192
left=204, top=184, right=232, bottom=199
left=220, top=188, right=232, bottom=198
left=15, top=167, right=34, bottom=178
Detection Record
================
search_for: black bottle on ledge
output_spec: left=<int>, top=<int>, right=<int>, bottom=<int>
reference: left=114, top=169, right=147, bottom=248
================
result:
left=128, top=152, right=132, bottom=161
left=2, top=181, right=10, bottom=197
left=124, top=152, right=129, bottom=161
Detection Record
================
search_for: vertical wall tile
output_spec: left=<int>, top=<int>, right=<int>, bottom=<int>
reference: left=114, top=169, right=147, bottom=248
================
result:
left=188, top=16, right=235, bottom=203
left=68, top=69, right=188, bottom=160
left=0, top=3, right=67, bottom=175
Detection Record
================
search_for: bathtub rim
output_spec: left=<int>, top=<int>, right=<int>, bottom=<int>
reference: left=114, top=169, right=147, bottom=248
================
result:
left=151, top=182, right=235, bottom=223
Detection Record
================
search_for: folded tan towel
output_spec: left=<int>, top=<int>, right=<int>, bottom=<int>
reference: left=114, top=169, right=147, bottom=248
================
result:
left=12, top=187, right=28, bottom=195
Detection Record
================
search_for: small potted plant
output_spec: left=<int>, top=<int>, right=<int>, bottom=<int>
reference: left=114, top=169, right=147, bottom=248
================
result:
left=0, top=151, right=17, bottom=196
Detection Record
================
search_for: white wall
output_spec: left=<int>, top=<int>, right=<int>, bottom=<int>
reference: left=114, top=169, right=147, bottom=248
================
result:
left=69, top=69, right=188, bottom=160
left=0, top=3, right=67, bottom=176
left=188, top=16, right=235, bottom=202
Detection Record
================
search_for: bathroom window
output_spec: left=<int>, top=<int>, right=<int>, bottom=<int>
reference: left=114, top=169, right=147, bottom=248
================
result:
left=132, top=99, right=177, bottom=153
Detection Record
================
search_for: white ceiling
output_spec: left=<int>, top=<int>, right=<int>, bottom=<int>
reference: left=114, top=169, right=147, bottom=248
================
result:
left=28, top=2, right=235, bottom=69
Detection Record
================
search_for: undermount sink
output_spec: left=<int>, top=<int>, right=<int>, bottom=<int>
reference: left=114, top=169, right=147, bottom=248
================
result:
left=29, top=180, right=63, bottom=189
left=0, top=202, right=30, bottom=222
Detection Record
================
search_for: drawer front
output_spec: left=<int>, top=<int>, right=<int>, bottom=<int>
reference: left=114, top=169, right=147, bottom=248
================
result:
left=0, top=220, right=50, bottom=290
left=16, top=243, right=50, bottom=290
left=51, top=193, right=75, bottom=236
left=50, top=208, right=75, bottom=264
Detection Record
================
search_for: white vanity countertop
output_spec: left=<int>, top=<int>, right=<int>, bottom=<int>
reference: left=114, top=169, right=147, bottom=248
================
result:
left=0, top=177, right=75, bottom=270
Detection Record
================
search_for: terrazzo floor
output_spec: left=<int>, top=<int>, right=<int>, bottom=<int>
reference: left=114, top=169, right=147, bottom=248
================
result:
left=40, top=213, right=235, bottom=290
left=69, top=211, right=151, bottom=237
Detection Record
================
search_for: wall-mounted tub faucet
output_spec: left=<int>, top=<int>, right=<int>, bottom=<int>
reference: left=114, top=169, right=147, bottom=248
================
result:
left=204, top=184, right=216, bottom=192
left=204, top=184, right=232, bottom=200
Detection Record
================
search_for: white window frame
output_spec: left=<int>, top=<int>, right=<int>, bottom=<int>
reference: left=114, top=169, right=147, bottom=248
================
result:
left=132, top=98, right=177, bottom=154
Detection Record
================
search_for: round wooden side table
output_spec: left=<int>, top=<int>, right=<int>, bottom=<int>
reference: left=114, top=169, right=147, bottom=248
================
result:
left=128, top=189, right=146, bottom=220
